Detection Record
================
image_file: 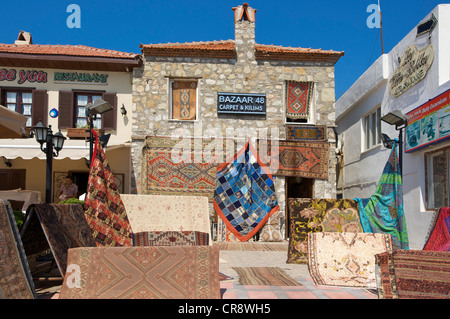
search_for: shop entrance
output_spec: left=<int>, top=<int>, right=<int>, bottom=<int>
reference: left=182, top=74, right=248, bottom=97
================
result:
left=285, top=176, right=314, bottom=238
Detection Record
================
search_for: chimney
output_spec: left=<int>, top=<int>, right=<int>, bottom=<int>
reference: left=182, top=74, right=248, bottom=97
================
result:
left=15, top=31, right=33, bottom=45
left=232, top=3, right=257, bottom=64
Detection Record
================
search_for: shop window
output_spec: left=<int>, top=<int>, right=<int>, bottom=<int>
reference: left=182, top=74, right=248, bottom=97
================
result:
left=425, top=147, right=449, bottom=210
left=169, top=80, right=197, bottom=121
left=0, top=88, right=48, bottom=127
left=362, top=107, right=381, bottom=151
left=58, top=91, right=117, bottom=130
left=285, top=81, right=314, bottom=124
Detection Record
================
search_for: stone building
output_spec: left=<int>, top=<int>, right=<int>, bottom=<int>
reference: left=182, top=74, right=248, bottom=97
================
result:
left=131, top=3, right=344, bottom=241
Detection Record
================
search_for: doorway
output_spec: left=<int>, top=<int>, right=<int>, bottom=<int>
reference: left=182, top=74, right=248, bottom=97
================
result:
left=285, top=176, right=314, bottom=238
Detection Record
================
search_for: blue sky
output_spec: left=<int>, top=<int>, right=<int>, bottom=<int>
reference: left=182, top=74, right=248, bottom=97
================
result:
left=1, top=0, right=447, bottom=98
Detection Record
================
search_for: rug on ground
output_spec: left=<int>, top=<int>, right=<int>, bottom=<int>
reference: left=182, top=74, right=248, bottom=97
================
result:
left=132, top=231, right=209, bottom=246
left=214, top=141, right=279, bottom=242
left=354, top=141, right=409, bottom=250
left=59, top=246, right=220, bottom=299
left=84, top=130, right=133, bottom=247
left=0, top=200, right=35, bottom=299
left=21, top=203, right=96, bottom=276
left=232, top=267, right=301, bottom=286
left=308, top=232, right=393, bottom=288
left=287, top=198, right=362, bottom=264
left=375, top=250, right=450, bottom=299
left=423, top=207, right=450, bottom=251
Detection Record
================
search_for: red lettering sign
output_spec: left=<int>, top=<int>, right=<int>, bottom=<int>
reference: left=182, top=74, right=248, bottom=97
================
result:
left=0, top=68, right=47, bottom=84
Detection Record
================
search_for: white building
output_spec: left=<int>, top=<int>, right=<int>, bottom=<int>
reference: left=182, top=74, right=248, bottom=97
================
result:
left=335, top=4, right=450, bottom=249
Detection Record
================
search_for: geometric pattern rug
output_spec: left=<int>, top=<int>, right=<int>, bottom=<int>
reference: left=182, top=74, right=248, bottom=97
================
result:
left=258, top=139, right=329, bottom=179
left=375, top=250, right=450, bottom=299
left=285, top=81, right=313, bottom=120
left=232, top=267, right=302, bottom=286
left=286, top=125, right=327, bottom=141
left=59, top=246, right=220, bottom=299
left=214, top=242, right=288, bottom=251
left=132, top=231, right=209, bottom=247
left=143, top=136, right=227, bottom=202
left=287, top=198, right=363, bottom=264
left=308, top=232, right=393, bottom=288
left=0, top=200, right=35, bottom=299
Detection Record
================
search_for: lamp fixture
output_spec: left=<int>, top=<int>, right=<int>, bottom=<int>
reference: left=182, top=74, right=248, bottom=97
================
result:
left=381, top=133, right=395, bottom=149
left=380, top=110, right=408, bottom=129
left=417, top=14, right=437, bottom=37
left=85, top=99, right=113, bottom=116
left=120, top=104, right=127, bottom=116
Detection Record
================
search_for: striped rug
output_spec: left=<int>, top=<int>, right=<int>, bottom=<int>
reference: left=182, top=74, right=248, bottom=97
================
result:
left=233, top=267, right=301, bottom=286
left=214, top=242, right=288, bottom=251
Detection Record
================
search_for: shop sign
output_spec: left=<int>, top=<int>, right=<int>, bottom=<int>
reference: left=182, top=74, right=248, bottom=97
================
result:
left=217, top=92, right=266, bottom=115
left=405, top=88, right=450, bottom=153
left=54, top=72, right=108, bottom=84
left=389, top=44, right=434, bottom=98
left=0, top=68, right=47, bottom=84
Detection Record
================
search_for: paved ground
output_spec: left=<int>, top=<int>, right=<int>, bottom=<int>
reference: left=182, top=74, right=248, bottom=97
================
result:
left=218, top=244, right=377, bottom=299
left=35, top=241, right=378, bottom=299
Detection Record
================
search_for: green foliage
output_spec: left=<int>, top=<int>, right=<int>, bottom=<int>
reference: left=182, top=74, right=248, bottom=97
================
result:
left=59, top=198, right=85, bottom=206
left=13, top=209, right=24, bottom=229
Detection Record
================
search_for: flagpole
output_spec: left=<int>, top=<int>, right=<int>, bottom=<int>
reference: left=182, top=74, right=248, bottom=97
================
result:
left=379, top=0, right=384, bottom=54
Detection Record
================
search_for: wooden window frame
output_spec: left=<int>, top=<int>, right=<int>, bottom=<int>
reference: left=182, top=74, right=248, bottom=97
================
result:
left=362, top=106, right=381, bottom=152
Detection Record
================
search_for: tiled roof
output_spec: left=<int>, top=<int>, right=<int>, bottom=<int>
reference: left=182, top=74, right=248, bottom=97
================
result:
left=0, top=43, right=138, bottom=59
left=140, top=40, right=344, bottom=63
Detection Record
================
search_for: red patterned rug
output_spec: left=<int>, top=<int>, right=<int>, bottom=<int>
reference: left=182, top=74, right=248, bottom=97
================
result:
left=423, top=207, right=450, bottom=251
left=285, top=81, right=314, bottom=120
left=258, top=139, right=329, bottom=179
left=375, top=250, right=450, bottom=299
left=84, top=130, right=133, bottom=247
left=59, top=246, right=220, bottom=299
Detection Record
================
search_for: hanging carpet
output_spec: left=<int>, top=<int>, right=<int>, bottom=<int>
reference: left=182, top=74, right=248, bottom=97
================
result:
left=20, top=203, right=96, bottom=276
left=286, top=198, right=362, bottom=264
left=59, top=246, right=220, bottom=299
left=375, top=250, right=450, bottom=299
left=258, top=139, right=329, bottom=179
left=308, top=232, right=393, bottom=288
left=423, top=207, right=450, bottom=251
left=132, top=231, right=209, bottom=247
left=285, top=81, right=314, bottom=120
left=214, top=141, right=279, bottom=242
left=354, top=141, right=409, bottom=250
left=0, top=200, right=35, bottom=299
left=286, top=125, right=327, bottom=141
left=84, top=130, right=133, bottom=247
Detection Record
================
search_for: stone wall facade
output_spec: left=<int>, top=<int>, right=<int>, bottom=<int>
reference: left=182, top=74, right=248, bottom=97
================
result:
left=130, top=12, right=339, bottom=240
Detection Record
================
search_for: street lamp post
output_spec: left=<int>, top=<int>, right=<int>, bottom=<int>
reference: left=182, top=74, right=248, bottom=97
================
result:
left=33, top=120, right=66, bottom=203
left=380, top=110, right=408, bottom=175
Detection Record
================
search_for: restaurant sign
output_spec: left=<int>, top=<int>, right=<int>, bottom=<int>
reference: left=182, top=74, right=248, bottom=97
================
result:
left=405, top=88, right=450, bottom=153
left=217, top=92, right=266, bottom=115
left=389, top=44, right=434, bottom=98
left=54, top=72, right=108, bottom=85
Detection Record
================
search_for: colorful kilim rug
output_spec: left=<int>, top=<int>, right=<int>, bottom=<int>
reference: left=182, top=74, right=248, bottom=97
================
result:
left=286, top=198, right=363, bottom=264
left=59, top=246, right=220, bottom=299
left=0, top=200, right=35, bottom=299
left=171, top=81, right=197, bottom=120
left=143, top=136, right=228, bottom=202
left=214, top=141, right=279, bottom=242
left=132, top=231, right=209, bottom=246
left=354, top=141, right=409, bottom=250
left=217, top=217, right=240, bottom=242
left=286, top=125, right=327, bottom=141
left=21, top=204, right=96, bottom=276
left=285, top=81, right=313, bottom=120
left=84, top=130, right=133, bottom=247
left=423, top=207, right=450, bottom=251
left=214, top=242, right=288, bottom=251
left=258, top=139, right=329, bottom=179
left=308, top=232, right=393, bottom=288
left=232, top=267, right=302, bottom=286
left=121, top=194, right=211, bottom=241
left=375, top=250, right=450, bottom=299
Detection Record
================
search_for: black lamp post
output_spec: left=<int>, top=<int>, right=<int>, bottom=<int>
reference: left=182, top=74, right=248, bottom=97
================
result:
left=85, top=99, right=113, bottom=166
left=33, top=120, right=66, bottom=203
left=380, top=110, right=408, bottom=175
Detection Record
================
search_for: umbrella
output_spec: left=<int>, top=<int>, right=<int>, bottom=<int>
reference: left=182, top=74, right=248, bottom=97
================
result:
left=0, top=105, right=29, bottom=138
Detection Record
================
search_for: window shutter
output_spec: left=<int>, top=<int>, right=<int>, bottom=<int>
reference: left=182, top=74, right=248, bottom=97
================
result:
left=102, top=92, right=117, bottom=130
left=58, top=91, right=74, bottom=129
left=32, top=89, right=48, bottom=126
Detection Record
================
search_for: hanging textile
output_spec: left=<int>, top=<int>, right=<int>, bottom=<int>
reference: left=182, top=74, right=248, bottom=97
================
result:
left=84, top=130, right=133, bottom=247
left=423, top=207, right=450, bottom=251
left=285, top=81, right=313, bottom=120
left=354, top=141, right=409, bottom=250
left=213, top=141, right=279, bottom=242
left=171, top=81, right=197, bottom=120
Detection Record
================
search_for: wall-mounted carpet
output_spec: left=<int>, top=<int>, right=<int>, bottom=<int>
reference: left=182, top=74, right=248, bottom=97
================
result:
left=286, top=125, right=327, bottom=141
left=375, top=250, right=450, bottom=299
left=287, top=198, right=362, bottom=264
left=59, top=246, right=220, bottom=299
left=308, top=232, right=393, bottom=288
left=258, top=139, right=329, bottom=179
left=423, top=207, right=450, bottom=251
